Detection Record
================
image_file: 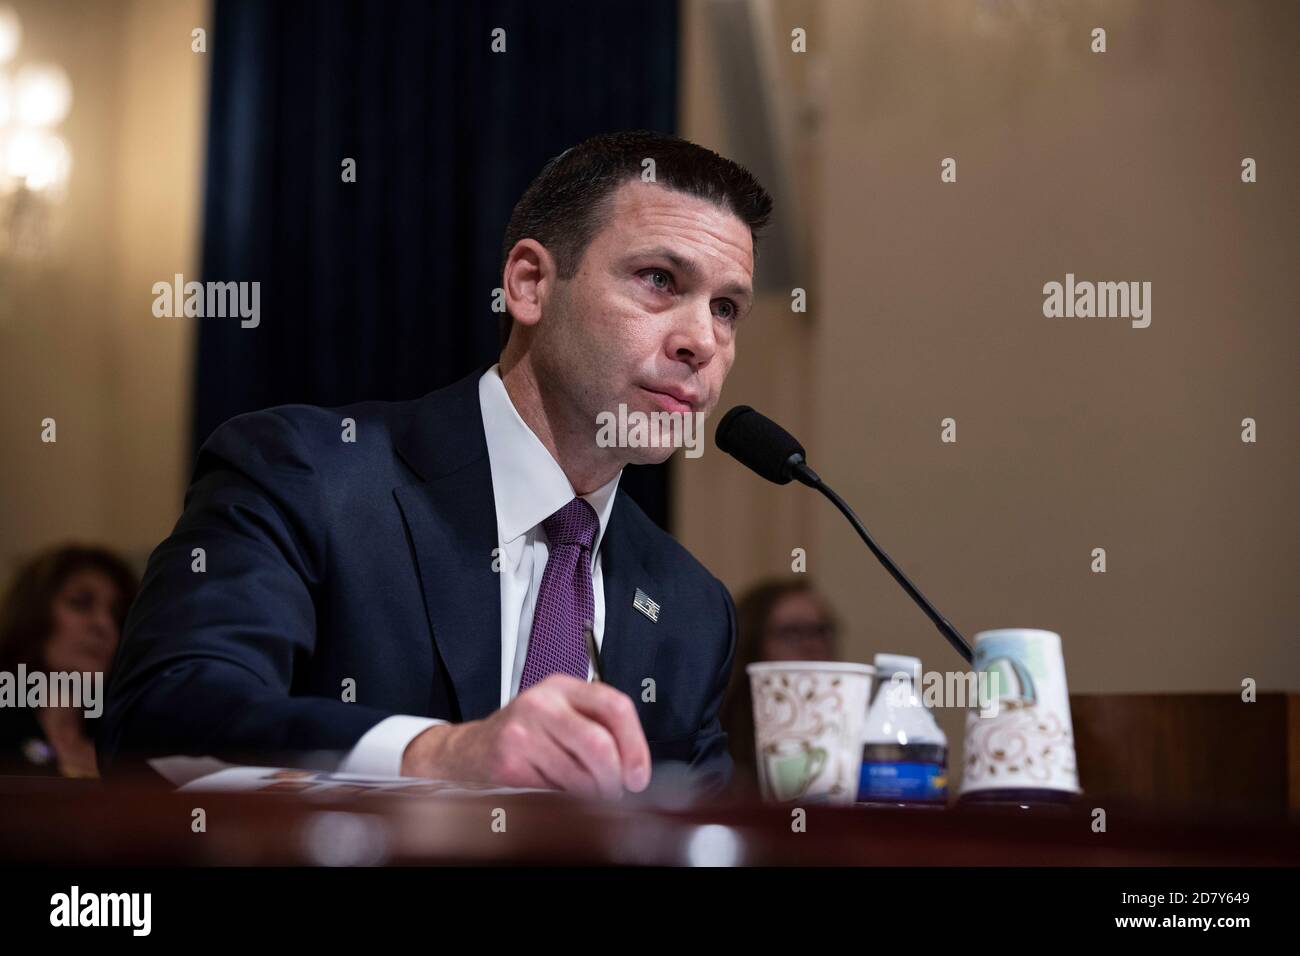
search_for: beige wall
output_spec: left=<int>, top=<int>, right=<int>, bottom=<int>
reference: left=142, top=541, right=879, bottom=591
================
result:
left=0, top=0, right=209, bottom=577
left=678, top=0, right=1299, bottom=778
left=676, top=0, right=825, bottom=590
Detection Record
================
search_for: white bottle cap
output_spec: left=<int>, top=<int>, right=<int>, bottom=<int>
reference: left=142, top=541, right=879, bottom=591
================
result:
left=873, top=653, right=921, bottom=687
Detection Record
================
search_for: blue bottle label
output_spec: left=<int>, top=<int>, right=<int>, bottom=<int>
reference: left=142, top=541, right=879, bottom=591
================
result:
left=858, top=761, right=947, bottom=802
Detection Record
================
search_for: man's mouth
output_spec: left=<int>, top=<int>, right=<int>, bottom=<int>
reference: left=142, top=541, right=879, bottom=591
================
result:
left=639, top=385, right=698, bottom=414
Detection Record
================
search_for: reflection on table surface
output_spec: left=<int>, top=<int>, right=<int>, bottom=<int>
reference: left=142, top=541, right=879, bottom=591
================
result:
left=1, top=773, right=1297, bottom=866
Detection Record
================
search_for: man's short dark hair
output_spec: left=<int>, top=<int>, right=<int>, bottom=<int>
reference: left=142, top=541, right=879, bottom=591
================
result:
left=498, top=130, right=774, bottom=348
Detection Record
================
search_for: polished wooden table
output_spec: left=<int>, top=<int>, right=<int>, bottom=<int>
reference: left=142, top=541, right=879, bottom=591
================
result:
left=2, top=776, right=1297, bottom=866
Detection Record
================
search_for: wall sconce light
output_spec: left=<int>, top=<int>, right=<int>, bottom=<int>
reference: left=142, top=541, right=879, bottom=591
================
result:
left=0, top=4, right=74, bottom=261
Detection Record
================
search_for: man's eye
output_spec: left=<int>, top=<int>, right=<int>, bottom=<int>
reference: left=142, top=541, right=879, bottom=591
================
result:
left=715, top=300, right=738, bottom=322
left=643, top=269, right=672, bottom=292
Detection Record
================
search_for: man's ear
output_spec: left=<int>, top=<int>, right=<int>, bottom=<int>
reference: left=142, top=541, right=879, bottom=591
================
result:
left=502, top=238, right=555, bottom=329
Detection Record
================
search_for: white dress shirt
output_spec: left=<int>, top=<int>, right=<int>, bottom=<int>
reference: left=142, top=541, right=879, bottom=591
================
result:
left=337, top=365, right=621, bottom=776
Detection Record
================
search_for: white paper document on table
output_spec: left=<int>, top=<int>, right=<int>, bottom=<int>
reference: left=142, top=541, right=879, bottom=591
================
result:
left=151, top=757, right=549, bottom=797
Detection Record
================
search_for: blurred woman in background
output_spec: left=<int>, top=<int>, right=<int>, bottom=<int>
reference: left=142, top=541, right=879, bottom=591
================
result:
left=720, top=578, right=839, bottom=796
left=0, top=544, right=138, bottom=777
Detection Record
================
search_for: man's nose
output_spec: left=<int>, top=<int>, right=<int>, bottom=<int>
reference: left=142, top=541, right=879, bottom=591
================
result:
left=664, top=301, right=717, bottom=371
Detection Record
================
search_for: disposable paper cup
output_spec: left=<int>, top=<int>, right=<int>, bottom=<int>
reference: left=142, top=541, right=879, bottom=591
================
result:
left=748, top=661, right=875, bottom=805
left=958, top=628, right=1082, bottom=800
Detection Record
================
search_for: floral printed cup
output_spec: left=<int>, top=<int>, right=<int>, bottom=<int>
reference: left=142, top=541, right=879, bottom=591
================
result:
left=748, top=661, right=874, bottom=805
left=958, top=628, right=1082, bottom=800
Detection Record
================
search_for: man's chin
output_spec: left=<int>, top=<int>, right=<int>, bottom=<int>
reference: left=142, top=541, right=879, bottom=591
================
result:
left=591, top=396, right=711, bottom=464
left=623, top=443, right=678, bottom=466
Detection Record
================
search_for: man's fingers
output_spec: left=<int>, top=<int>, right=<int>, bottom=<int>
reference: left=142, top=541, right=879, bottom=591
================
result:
left=511, top=722, right=604, bottom=798
left=534, top=702, right=626, bottom=800
left=564, top=681, right=651, bottom=792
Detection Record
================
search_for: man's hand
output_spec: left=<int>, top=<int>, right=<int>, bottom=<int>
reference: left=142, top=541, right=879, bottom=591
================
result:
left=399, top=675, right=651, bottom=798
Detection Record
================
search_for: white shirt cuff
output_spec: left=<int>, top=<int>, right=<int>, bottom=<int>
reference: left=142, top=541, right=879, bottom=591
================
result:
left=337, top=715, right=447, bottom=777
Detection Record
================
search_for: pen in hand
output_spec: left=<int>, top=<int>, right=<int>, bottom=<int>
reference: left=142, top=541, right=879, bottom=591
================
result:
left=584, top=619, right=602, bottom=682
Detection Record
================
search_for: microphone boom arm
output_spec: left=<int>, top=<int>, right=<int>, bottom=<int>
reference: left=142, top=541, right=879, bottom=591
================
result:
left=791, top=461, right=974, bottom=665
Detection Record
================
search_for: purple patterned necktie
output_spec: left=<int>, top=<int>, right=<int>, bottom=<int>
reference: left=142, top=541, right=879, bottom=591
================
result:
left=518, top=497, right=600, bottom=691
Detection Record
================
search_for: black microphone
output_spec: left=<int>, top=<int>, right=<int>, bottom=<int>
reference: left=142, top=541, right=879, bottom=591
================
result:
left=715, top=406, right=973, bottom=664
left=713, top=406, right=816, bottom=485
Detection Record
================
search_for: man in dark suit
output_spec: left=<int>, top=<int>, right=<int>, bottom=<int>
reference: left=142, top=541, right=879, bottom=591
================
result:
left=100, top=130, right=773, bottom=798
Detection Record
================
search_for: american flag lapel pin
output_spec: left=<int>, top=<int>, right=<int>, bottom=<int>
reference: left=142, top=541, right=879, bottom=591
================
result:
left=633, top=588, right=660, bottom=623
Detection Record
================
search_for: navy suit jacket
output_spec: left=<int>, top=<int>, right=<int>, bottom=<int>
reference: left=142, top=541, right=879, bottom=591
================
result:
left=99, top=367, right=737, bottom=791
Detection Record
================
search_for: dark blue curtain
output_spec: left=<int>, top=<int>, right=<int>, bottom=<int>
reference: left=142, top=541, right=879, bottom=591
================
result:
left=195, top=0, right=678, bottom=527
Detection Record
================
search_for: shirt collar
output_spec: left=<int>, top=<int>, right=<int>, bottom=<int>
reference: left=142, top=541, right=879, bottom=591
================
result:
left=478, top=364, right=621, bottom=551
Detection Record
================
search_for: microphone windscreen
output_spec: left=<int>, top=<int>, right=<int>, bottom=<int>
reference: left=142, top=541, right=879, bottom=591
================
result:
left=714, top=405, right=806, bottom=485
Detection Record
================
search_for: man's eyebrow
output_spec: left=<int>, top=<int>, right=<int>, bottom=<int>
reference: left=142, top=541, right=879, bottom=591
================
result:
left=625, top=245, right=753, bottom=301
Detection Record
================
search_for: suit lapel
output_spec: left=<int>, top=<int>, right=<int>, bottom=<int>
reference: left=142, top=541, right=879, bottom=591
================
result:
left=393, top=467, right=501, bottom=722
left=392, top=367, right=502, bottom=722
left=599, top=496, right=660, bottom=711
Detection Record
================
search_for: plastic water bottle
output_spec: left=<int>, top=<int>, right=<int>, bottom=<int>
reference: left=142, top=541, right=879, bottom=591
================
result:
left=857, top=653, right=948, bottom=806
